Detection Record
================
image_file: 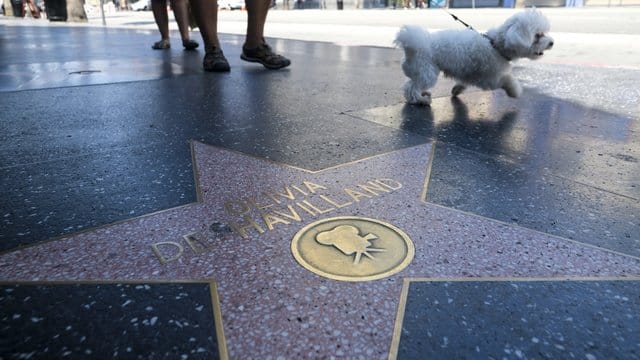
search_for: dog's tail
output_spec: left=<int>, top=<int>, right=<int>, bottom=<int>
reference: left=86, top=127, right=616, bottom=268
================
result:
left=394, top=25, right=431, bottom=61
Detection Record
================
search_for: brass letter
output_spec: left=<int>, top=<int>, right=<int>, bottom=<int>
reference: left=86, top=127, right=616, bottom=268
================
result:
left=245, top=197, right=274, bottom=210
left=344, top=188, right=373, bottom=202
left=228, top=215, right=266, bottom=239
left=183, top=233, right=211, bottom=254
left=271, top=205, right=303, bottom=222
left=358, top=181, right=392, bottom=196
left=291, top=185, right=308, bottom=196
left=151, top=242, right=184, bottom=265
left=296, top=202, right=317, bottom=216
left=262, top=213, right=291, bottom=230
left=268, top=186, right=297, bottom=202
left=263, top=192, right=283, bottom=204
left=374, top=178, right=402, bottom=190
left=303, top=181, right=328, bottom=194
left=319, top=194, right=352, bottom=209
left=224, top=200, right=250, bottom=216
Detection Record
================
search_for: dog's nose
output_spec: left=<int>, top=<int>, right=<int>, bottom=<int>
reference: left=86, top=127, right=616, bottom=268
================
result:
left=548, top=41, right=554, bottom=48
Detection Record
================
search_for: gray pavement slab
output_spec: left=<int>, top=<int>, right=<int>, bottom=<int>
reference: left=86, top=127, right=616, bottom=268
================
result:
left=394, top=278, right=640, bottom=359
left=0, top=280, right=226, bottom=358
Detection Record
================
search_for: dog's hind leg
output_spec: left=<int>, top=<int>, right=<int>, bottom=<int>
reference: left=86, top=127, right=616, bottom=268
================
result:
left=500, top=74, right=522, bottom=98
left=451, top=84, right=467, bottom=97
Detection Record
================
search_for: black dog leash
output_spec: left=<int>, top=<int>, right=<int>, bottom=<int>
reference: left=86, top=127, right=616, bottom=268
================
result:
left=445, top=11, right=476, bottom=31
left=432, top=5, right=477, bottom=31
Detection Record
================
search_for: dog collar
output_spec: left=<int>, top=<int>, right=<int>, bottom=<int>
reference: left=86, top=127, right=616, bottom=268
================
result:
left=482, top=33, right=512, bottom=61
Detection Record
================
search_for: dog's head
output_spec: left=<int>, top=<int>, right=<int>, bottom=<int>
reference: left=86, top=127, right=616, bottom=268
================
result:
left=494, top=9, right=554, bottom=60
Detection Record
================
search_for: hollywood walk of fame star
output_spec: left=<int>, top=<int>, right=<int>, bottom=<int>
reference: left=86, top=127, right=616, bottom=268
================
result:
left=1, top=141, right=639, bottom=358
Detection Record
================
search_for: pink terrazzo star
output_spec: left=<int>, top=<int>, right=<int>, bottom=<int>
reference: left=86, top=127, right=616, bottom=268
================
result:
left=1, top=141, right=639, bottom=359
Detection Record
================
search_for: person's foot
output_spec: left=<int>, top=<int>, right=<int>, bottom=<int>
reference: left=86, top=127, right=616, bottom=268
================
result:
left=183, top=39, right=199, bottom=51
left=241, top=42, right=290, bottom=70
left=152, top=39, right=170, bottom=50
left=203, top=45, right=230, bottom=72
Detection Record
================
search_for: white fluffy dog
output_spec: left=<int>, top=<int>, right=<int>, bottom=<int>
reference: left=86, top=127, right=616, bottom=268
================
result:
left=395, top=9, right=554, bottom=105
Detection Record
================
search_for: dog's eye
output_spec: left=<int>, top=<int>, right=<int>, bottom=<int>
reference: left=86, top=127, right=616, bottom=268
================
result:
left=533, top=33, right=544, bottom=43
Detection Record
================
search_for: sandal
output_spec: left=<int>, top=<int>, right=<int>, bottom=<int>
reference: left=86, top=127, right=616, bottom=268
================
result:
left=152, top=39, right=170, bottom=50
left=203, top=45, right=230, bottom=72
left=241, top=42, right=290, bottom=70
left=183, top=39, right=199, bottom=51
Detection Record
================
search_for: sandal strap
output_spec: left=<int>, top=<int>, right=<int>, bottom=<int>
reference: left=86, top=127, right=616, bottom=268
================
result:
left=152, top=40, right=170, bottom=50
left=258, top=44, right=286, bottom=62
left=241, top=43, right=291, bottom=69
left=183, top=39, right=199, bottom=50
left=203, top=45, right=230, bottom=72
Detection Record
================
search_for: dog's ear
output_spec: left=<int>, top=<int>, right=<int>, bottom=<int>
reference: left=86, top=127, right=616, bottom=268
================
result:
left=505, top=20, right=533, bottom=51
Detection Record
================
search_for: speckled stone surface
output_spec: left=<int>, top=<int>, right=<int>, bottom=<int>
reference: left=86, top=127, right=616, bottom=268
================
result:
left=2, top=143, right=640, bottom=358
left=0, top=281, right=224, bottom=359
left=395, top=279, right=640, bottom=359
left=1, top=21, right=639, bottom=359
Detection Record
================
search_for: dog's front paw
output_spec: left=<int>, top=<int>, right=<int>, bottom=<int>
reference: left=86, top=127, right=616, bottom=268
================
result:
left=507, top=82, right=522, bottom=98
left=406, top=91, right=431, bottom=106
left=451, top=85, right=466, bottom=97
left=415, top=91, right=432, bottom=106
left=501, top=76, right=522, bottom=98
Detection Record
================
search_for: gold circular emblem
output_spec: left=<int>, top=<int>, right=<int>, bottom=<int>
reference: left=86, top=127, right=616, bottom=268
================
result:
left=291, top=216, right=414, bottom=282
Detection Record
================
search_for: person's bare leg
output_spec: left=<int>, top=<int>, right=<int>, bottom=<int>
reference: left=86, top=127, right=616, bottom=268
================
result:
left=189, top=0, right=220, bottom=48
left=170, top=0, right=194, bottom=46
left=151, top=0, right=170, bottom=46
left=189, top=0, right=229, bottom=71
left=244, top=0, right=270, bottom=48
left=241, top=0, right=290, bottom=69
